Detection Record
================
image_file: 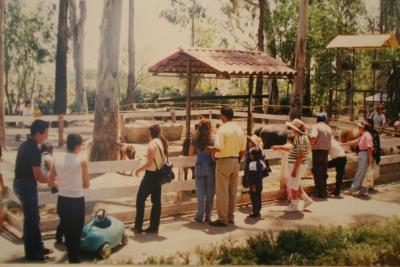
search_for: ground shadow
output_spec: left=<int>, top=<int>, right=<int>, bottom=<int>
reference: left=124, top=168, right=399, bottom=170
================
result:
left=278, top=211, right=305, bottom=220
left=181, top=221, right=238, bottom=235
left=244, top=216, right=263, bottom=225
left=130, top=233, right=167, bottom=243
left=54, top=242, right=67, bottom=252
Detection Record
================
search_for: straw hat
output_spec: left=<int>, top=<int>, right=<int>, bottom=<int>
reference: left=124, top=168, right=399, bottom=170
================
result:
left=247, top=134, right=264, bottom=149
left=285, top=118, right=306, bottom=134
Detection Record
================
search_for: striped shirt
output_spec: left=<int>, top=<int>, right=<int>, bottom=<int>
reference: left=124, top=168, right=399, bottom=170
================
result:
left=288, top=135, right=311, bottom=164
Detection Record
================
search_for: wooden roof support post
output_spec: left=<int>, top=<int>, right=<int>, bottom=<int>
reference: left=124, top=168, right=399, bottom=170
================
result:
left=350, top=48, right=355, bottom=121
left=247, top=75, right=254, bottom=136
left=185, top=57, right=193, bottom=140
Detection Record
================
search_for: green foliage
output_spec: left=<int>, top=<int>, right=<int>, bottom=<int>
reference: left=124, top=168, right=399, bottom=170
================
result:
left=160, top=0, right=206, bottom=29
left=201, top=218, right=400, bottom=266
left=4, top=0, right=56, bottom=112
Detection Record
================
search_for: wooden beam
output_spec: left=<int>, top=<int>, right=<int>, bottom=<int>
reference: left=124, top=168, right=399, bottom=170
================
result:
left=158, top=94, right=269, bottom=103
left=185, top=57, right=193, bottom=140
left=247, top=75, right=254, bottom=135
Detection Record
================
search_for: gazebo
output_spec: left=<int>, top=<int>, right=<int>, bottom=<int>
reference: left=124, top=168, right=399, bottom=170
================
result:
left=326, top=34, right=400, bottom=120
left=148, top=48, right=296, bottom=137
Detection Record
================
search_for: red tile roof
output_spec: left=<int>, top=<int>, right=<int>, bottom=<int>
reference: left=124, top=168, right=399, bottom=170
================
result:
left=148, top=48, right=296, bottom=78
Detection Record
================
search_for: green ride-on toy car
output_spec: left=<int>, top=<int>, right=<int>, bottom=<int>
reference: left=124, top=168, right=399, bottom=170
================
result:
left=80, top=209, right=128, bottom=259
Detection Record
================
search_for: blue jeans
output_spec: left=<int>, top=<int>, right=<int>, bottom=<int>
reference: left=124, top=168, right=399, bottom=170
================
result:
left=194, top=153, right=215, bottom=221
left=350, top=151, right=369, bottom=194
left=13, top=179, right=44, bottom=259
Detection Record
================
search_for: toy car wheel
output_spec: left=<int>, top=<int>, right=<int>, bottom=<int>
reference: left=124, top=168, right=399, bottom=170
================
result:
left=121, top=234, right=129, bottom=246
left=99, top=243, right=112, bottom=259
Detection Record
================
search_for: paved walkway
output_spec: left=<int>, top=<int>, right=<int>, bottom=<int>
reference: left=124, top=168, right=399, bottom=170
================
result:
left=1, top=183, right=400, bottom=264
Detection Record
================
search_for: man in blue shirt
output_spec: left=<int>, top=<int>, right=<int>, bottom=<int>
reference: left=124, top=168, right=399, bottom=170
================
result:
left=13, top=120, right=52, bottom=261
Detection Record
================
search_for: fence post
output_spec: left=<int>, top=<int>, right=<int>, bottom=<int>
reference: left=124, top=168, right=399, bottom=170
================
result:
left=171, top=109, right=176, bottom=123
left=208, top=109, right=212, bottom=121
left=58, top=115, right=64, bottom=146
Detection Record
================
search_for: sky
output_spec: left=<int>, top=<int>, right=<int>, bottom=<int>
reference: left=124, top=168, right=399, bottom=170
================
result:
left=24, top=0, right=380, bottom=74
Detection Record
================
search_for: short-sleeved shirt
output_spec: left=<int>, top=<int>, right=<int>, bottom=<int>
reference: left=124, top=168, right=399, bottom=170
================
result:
left=370, top=112, right=386, bottom=128
left=288, top=134, right=310, bottom=164
left=358, top=132, right=373, bottom=151
left=329, top=138, right=345, bottom=159
left=214, top=121, right=246, bottom=158
left=310, top=122, right=332, bottom=151
left=14, top=138, right=41, bottom=184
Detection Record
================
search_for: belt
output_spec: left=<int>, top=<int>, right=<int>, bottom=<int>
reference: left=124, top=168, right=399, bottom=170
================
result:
left=216, top=157, right=238, bottom=160
left=359, top=149, right=368, bottom=152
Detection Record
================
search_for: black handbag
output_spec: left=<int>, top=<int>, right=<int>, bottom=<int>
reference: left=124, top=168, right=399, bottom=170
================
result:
left=154, top=143, right=175, bottom=185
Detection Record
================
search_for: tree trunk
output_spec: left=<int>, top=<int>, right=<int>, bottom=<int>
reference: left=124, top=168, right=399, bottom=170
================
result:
left=0, top=0, right=5, bottom=147
left=69, top=0, right=88, bottom=113
left=255, top=0, right=266, bottom=113
left=396, top=0, right=400, bottom=41
left=54, top=0, right=68, bottom=115
left=265, top=0, right=280, bottom=114
left=126, top=0, right=135, bottom=106
left=379, top=0, right=388, bottom=33
left=289, top=0, right=308, bottom=120
left=303, top=55, right=311, bottom=116
left=90, top=0, right=123, bottom=161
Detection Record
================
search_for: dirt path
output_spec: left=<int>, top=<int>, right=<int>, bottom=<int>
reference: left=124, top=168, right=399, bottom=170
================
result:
left=1, top=182, right=399, bottom=264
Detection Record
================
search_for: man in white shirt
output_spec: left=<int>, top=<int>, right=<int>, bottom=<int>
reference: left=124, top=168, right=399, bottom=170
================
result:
left=327, top=138, right=347, bottom=197
left=369, top=104, right=386, bottom=128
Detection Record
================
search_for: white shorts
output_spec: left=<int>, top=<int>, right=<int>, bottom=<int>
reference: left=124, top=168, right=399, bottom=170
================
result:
left=286, top=163, right=307, bottom=190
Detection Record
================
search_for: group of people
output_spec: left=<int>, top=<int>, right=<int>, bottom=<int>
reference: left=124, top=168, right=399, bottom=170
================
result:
left=11, top=104, right=383, bottom=263
left=13, top=120, right=89, bottom=263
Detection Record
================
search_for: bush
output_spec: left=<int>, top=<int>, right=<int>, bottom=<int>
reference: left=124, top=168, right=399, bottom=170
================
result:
left=123, top=217, right=400, bottom=266
left=195, top=217, right=400, bottom=266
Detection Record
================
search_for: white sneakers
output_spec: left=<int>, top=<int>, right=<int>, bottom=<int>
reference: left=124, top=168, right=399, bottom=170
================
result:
left=285, top=198, right=313, bottom=212
left=303, top=198, right=313, bottom=209
left=285, top=203, right=300, bottom=212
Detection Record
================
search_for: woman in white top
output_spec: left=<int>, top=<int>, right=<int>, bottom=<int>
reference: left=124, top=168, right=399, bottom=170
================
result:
left=133, top=124, right=168, bottom=234
left=48, top=133, right=89, bottom=263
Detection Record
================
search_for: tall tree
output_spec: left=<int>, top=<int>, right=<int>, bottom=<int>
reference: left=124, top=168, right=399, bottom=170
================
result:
left=254, top=0, right=265, bottom=113
left=126, top=0, right=135, bottom=107
left=0, top=0, right=5, bottom=147
left=265, top=0, right=280, bottom=114
left=160, top=0, right=207, bottom=47
left=4, top=1, right=56, bottom=114
left=54, top=0, right=68, bottom=114
left=69, top=0, right=88, bottom=113
left=289, top=0, right=308, bottom=119
left=90, top=0, right=123, bottom=161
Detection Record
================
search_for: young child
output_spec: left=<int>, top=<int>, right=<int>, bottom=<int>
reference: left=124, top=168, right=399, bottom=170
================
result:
left=41, top=143, right=62, bottom=242
left=243, top=135, right=269, bottom=218
left=41, top=143, right=54, bottom=179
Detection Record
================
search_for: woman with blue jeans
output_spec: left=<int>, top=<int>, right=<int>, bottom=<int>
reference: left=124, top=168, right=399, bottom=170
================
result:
left=342, top=121, right=373, bottom=196
left=189, top=119, right=215, bottom=223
